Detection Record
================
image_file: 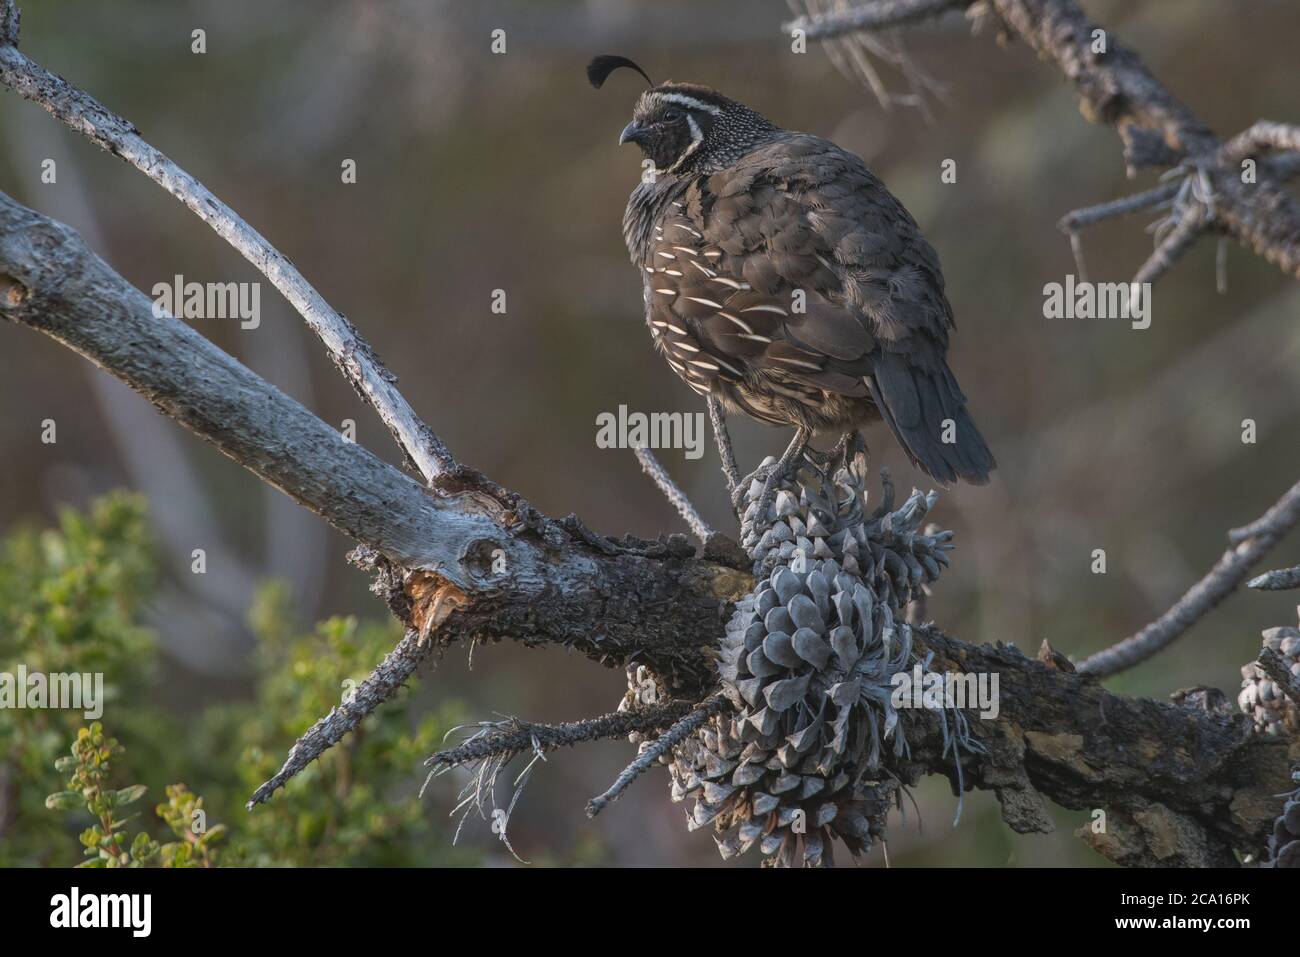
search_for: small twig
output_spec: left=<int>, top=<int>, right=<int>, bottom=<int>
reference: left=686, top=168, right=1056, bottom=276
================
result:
left=1264, top=153, right=1300, bottom=183
left=1131, top=204, right=1206, bottom=288
left=1058, top=181, right=1182, bottom=234
left=783, top=0, right=963, bottom=41
left=425, top=701, right=699, bottom=772
left=1248, top=566, right=1300, bottom=591
left=634, top=446, right=713, bottom=541
left=1221, top=121, right=1300, bottom=164
left=247, top=629, right=431, bottom=808
left=0, top=0, right=16, bottom=45
left=785, top=0, right=955, bottom=113
left=707, top=396, right=741, bottom=492
left=428, top=700, right=709, bottom=861
left=0, top=27, right=454, bottom=483
left=1067, top=231, right=1088, bottom=284
left=1258, top=648, right=1300, bottom=712
left=587, top=692, right=730, bottom=818
left=1078, top=478, right=1300, bottom=679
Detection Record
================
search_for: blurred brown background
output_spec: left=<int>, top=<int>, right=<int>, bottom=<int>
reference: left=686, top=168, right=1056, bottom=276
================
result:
left=1, top=0, right=1298, bottom=866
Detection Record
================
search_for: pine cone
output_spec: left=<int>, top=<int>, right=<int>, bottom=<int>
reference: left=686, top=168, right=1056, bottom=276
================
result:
left=739, top=458, right=952, bottom=609
left=619, top=664, right=668, bottom=747
left=1268, top=769, right=1300, bottom=868
left=1238, top=625, right=1300, bottom=736
left=652, top=458, right=964, bottom=866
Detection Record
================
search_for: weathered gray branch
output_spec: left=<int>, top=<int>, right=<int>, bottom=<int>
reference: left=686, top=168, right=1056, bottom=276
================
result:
left=0, top=13, right=454, bottom=482
left=3, top=190, right=1294, bottom=864
left=586, top=692, right=729, bottom=818
left=249, top=628, right=429, bottom=808
left=1258, top=648, right=1300, bottom=715
left=1058, top=181, right=1181, bottom=233
left=634, top=446, right=713, bottom=541
left=783, top=0, right=961, bottom=40
left=910, top=628, right=1298, bottom=866
left=1077, top=478, right=1300, bottom=679
left=4, top=0, right=1296, bottom=865
left=1248, top=565, right=1300, bottom=591
left=427, top=701, right=700, bottom=773
left=0, top=189, right=750, bottom=690
left=788, top=0, right=1300, bottom=280
left=1223, top=122, right=1300, bottom=165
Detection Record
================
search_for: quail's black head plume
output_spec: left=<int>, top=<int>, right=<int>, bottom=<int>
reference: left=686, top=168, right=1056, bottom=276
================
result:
left=586, top=55, right=653, bottom=89
left=591, top=56, right=996, bottom=491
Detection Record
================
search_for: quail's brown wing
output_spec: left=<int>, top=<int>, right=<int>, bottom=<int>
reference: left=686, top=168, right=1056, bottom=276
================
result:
left=641, top=182, right=878, bottom=428
left=645, top=133, right=995, bottom=484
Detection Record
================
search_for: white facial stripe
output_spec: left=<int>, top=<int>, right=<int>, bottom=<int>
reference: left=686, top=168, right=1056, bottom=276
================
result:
left=652, top=91, right=722, bottom=116
left=665, top=113, right=705, bottom=174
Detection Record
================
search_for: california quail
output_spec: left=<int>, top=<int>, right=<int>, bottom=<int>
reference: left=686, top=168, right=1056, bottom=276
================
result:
left=589, top=56, right=995, bottom=506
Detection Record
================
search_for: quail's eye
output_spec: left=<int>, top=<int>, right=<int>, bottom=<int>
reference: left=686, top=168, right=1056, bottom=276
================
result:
left=662, top=108, right=683, bottom=123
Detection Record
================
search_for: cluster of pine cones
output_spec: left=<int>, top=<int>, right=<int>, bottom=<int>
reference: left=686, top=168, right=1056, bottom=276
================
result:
left=621, top=456, right=966, bottom=867
left=1238, top=617, right=1300, bottom=736
left=1234, top=610, right=1300, bottom=867
left=1270, top=769, right=1299, bottom=868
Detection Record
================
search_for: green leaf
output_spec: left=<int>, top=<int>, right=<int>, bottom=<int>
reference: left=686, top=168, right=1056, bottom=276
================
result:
left=111, top=784, right=147, bottom=807
left=45, top=791, right=84, bottom=811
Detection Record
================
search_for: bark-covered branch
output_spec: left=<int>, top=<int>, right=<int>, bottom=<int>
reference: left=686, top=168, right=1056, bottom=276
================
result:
left=0, top=14, right=454, bottom=482
left=785, top=0, right=1300, bottom=281
left=4, top=0, right=1297, bottom=866
left=4, top=190, right=1291, bottom=863
left=1077, top=478, right=1300, bottom=679
left=784, top=0, right=961, bottom=40
left=426, top=701, right=701, bottom=772
left=908, top=628, right=1299, bottom=867
left=988, top=0, right=1300, bottom=279
left=0, top=190, right=751, bottom=696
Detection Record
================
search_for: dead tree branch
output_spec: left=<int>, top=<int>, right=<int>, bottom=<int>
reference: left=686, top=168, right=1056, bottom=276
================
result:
left=426, top=701, right=699, bottom=773
left=1248, top=566, right=1300, bottom=591
left=1258, top=649, right=1300, bottom=714
left=0, top=187, right=751, bottom=684
left=1077, top=478, right=1300, bottom=679
left=1059, top=182, right=1181, bottom=234
left=1223, top=122, right=1300, bottom=165
left=911, top=627, right=1297, bottom=866
left=0, top=13, right=454, bottom=482
left=249, top=629, right=431, bottom=808
left=586, top=692, right=729, bottom=818
left=783, top=0, right=962, bottom=41
left=2, top=189, right=1292, bottom=862
left=787, top=0, right=1300, bottom=283
left=634, top=446, right=713, bottom=541
left=3, top=0, right=1296, bottom=865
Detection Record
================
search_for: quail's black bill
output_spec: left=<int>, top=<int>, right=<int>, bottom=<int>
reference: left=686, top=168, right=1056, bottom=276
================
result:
left=618, top=121, right=645, bottom=146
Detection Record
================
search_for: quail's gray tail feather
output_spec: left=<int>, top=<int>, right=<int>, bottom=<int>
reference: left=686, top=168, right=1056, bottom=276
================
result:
left=867, top=352, right=995, bottom=486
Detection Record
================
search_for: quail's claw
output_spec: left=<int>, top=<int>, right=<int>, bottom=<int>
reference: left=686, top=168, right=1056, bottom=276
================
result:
left=731, top=461, right=775, bottom=515
left=734, top=428, right=814, bottom=525
left=752, top=470, right=784, bottom=527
